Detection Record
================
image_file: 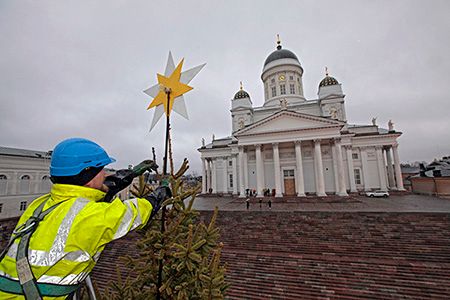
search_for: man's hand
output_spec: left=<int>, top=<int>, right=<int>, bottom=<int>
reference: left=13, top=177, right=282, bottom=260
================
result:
left=102, top=159, right=158, bottom=202
left=133, top=160, right=158, bottom=175
left=145, top=186, right=172, bottom=217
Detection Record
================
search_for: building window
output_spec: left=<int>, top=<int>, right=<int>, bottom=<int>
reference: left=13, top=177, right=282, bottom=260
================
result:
left=41, top=175, right=51, bottom=193
left=228, top=160, right=232, bottom=167
left=271, top=86, right=276, bottom=97
left=283, top=169, right=295, bottom=178
left=20, top=201, right=27, bottom=211
left=289, top=84, right=295, bottom=94
left=229, top=174, right=233, bottom=188
left=289, top=75, right=294, bottom=80
left=280, top=84, right=286, bottom=95
left=19, top=175, right=31, bottom=194
left=0, top=203, right=3, bottom=213
left=354, top=169, right=362, bottom=185
left=0, top=175, right=7, bottom=195
left=352, top=153, right=359, bottom=160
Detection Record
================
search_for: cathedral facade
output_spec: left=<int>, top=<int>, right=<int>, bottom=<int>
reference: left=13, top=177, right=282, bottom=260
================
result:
left=198, top=41, right=405, bottom=197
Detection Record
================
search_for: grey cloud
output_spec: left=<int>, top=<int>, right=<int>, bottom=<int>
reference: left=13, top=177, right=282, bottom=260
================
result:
left=1, top=0, right=449, bottom=174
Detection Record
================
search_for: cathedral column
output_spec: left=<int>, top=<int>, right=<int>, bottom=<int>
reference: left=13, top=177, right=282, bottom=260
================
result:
left=376, top=147, right=388, bottom=191
left=243, top=150, right=249, bottom=190
left=206, top=160, right=211, bottom=192
left=201, top=158, right=207, bottom=194
left=255, top=144, right=264, bottom=196
left=335, top=138, right=348, bottom=196
left=382, top=148, right=389, bottom=188
left=294, top=141, right=306, bottom=197
left=345, top=146, right=357, bottom=193
left=331, top=142, right=339, bottom=194
left=222, top=157, right=228, bottom=194
left=360, top=147, right=370, bottom=191
left=272, top=143, right=282, bottom=197
left=238, top=147, right=245, bottom=197
left=313, top=139, right=326, bottom=196
left=385, top=147, right=396, bottom=189
left=211, top=159, right=217, bottom=193
left=232, top=155, right=238, bottom=195
left=392, top=143, right=405, bottom=191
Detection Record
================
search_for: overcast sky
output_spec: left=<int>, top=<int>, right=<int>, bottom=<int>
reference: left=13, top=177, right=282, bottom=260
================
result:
left=1, top=0, right=449, bottom=174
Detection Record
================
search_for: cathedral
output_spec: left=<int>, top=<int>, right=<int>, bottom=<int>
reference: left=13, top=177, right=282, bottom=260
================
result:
left=198, top=40, right=405, bottom=197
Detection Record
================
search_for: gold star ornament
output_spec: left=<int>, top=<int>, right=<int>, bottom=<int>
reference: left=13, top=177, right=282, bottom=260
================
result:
left=144, top=52, right=205, bottom=131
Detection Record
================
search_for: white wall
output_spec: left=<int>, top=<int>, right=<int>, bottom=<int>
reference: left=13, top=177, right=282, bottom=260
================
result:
left=0, top=155, right=51, bottom=220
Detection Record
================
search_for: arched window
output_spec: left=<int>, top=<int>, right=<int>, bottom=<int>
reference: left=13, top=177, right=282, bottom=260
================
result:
left=19, top=174, right=31, bottom=194
left=40, top=175, right=51, bottom=193
left=0, top=175, right=7, bottom=195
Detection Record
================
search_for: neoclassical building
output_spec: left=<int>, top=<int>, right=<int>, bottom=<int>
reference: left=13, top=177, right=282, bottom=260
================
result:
left=0, top=147, right=52, bottom=219
left=198, top=41, right=405, bottom=197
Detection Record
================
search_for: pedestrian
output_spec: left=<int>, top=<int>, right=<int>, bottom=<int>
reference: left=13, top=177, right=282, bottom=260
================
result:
left=268, top=199, right=272, bottom=209
left=259, top=198, right=262, bottom=208
left=0, top=138, right=171, bottom=299
left=246, top=198, right=250, bottom=210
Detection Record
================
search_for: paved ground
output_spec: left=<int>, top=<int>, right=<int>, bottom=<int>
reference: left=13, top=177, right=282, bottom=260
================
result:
left=190, top=194, right=450, bottom=212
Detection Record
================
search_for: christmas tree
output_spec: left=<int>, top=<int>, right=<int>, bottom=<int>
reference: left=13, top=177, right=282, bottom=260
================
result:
left=98, top=139, right=228, bottom=299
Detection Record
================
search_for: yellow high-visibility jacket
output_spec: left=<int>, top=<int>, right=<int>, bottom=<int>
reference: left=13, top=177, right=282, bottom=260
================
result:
left=0, top=184, right=153, bottom=299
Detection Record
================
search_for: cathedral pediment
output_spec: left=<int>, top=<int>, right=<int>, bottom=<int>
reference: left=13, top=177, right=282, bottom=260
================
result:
left=235, top=110, right=343, bottom=136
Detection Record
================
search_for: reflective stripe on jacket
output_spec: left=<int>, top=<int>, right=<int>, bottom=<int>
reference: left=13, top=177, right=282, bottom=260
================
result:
left=0, top=184, right=152, bottom=299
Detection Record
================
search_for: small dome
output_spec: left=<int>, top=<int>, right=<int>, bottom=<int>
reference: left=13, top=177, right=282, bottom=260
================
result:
left=234, top=89, right=250, bottom=99
left=319, top=75, right=339, bottom=87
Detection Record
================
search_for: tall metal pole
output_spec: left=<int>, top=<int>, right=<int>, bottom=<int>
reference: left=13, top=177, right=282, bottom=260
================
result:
left=156, top=89, right=170, bottom=300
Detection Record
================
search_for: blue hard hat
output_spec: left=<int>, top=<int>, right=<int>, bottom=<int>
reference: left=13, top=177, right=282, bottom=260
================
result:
left=50, top=138, right=116, bottom=177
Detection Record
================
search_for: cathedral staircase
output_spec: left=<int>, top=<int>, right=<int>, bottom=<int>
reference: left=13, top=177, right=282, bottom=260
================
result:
left=2, top=211, right=450, bottom=299
left=199, top=211, right=450, bottom=299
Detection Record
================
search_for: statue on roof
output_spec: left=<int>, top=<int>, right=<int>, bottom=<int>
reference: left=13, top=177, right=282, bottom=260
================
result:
left=329, top=107, right=338, bottom=119
left=238, top=118, right=245, bottom=129
left=201, top=138, right=205, bottom=147
left=212, top=134, right=215, bottom=141
left=279, top=98, right=288, bottom=109
left=388, top=119, right=394, bottom=131
left=372, top=117, right=377, bottom=126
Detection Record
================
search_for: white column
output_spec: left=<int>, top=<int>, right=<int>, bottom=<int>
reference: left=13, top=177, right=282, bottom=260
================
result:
left=382, top=148, right=389, bottom=188
left=385, top=147, right=395, bottom=189
left=255, top=144, right=264, bottom=196
left=376, top=147, right=388, bottom=191
left=392, top=143, right=405, bottom=191
left=222, top=157, right=228, bottom=194
left=211, top=159, right=217, bottom=193
left=206, top=160, right=211, bottom=192
left=295, top=141, right=306, bottom=197
left=238, top=147, right=245, bottom=197
left=335, top=138, right=348, bottom=196
left=201, top=158, right=207, bottom=194
left=360, top=147, right=370, bottom=191
left=243, top=150, right=249, bottom=190
left=232, top=155, right=238, bottom=195
left=313, top=139, right=326, bottom=196
left=272, top=143, right=283, bottom=197
left=331, top=143, right=339, bottom=194
left=345, top=146, right=357, bottom=193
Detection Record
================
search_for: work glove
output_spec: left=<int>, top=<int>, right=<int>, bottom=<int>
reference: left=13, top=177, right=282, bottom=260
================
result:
left=145, top=186, right=172, bottom=218
left=103, top=159, right=159, bottom=202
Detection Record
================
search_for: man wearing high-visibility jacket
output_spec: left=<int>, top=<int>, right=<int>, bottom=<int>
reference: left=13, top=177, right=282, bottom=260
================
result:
left=0, top=138, right=171, bottom=299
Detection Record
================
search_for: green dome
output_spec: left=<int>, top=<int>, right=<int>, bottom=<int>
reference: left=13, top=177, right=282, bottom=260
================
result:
left=319, top=75, right=339, bottom=87
left=234, top=89, right=250, bottom=99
